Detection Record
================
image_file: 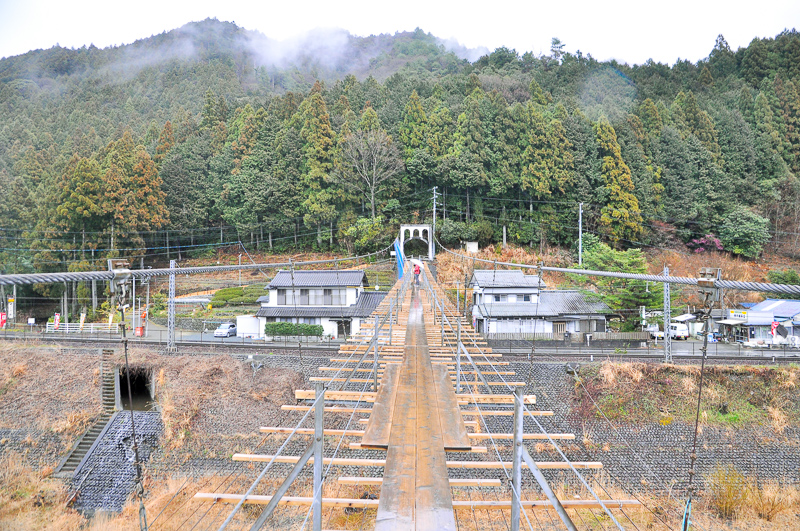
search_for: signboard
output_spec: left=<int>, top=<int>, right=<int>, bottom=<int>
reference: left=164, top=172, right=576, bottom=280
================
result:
left=0, top=312, right=6, bottom=328
left=27, top=318, right=35, bottom=326
left=728, top=309, right=773, bottom=324
left=54, top=313, right=61, bottom=330
left=79, top=312, right=86, bottom=331
left=730, top=309, right=748, bottom=321
left=7, top=298, right=14, bottom=320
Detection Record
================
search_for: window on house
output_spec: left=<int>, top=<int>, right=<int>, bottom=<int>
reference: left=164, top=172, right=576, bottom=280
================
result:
left=523, top=294, right=531, bottom=302
left=299, top=289, right=309, bottom=305
left=277, top=289, right=286, bottom=305
left=553, top=322, right=566, bottom=335
left=494, top=295, right=501, bottom=302
left=324, top=289, right=332, bottom=305
left=309, top=289, right=322, bottom=305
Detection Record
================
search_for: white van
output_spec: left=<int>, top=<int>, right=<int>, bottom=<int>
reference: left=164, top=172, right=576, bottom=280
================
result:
left=669, top=322, right=689, bottom=340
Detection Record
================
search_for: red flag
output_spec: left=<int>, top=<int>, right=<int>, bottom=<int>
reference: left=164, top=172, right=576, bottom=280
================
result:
left=0, top=312, right=6, bottom=328
left=771, top=321, right=779, bottom=336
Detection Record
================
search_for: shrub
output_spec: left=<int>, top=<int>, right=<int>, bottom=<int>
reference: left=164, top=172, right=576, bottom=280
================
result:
left=227, top=296, right=257, bottom=305
left=687, top=234, right=724, bottom=254
left=706, top=464, right=747, bottom=519
left=264, top=322, right=324, bottom=337
left=718, top=207, right=770, bottom=259
left=750, top=480, right=795, bottom=521
left=212, top=287, right=245, bottom=302
left=150, top=293, right=166, bottom=311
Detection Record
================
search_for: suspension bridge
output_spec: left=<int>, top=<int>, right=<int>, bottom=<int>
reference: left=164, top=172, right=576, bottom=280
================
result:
left=191, top=262, right=638, bottom=530
left=4, top=230, right=800, bottom=529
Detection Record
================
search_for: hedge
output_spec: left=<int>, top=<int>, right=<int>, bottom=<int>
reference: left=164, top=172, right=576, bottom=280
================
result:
left=264, top=322, right=324, bottom=337
left=212, top=287, right=244, bottom=302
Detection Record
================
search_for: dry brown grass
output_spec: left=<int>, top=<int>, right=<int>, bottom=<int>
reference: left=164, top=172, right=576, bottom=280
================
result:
left=0, top=343, right=102, bottom=434
left=647, top=249, right=773, bottom=306
left=706, top=464, right=748, bottom=519
left=436, top=242, right=799, bottom=308
left=3, top=448, right=800, bottom=529
left=767, top=406, right=789, bottom=434
left=750, top=480, right=797, bottom=522
left=576, top=361, right=800, bottom=429
left=0, top=452, right=85, bottom=530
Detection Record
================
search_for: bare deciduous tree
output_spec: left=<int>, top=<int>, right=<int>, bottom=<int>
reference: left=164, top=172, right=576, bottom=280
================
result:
left=332, top=129, right=404, bottom=219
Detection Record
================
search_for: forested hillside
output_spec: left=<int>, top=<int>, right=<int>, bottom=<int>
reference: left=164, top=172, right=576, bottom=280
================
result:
left=1, top=19, right=799, bottom=282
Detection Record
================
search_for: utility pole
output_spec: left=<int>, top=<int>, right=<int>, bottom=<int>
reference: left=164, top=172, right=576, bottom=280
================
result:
left=578, top=202, right=583, bottom=266
left=432, top=186, right=437, bottom=260
left=145, top=280, right=150, bottom=338
left=663, top=265, right=671, bottom=363
left=167, top=260, right=176, bottom=353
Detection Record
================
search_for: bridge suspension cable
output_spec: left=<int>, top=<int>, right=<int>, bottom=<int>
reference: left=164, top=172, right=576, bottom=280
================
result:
left=0, top=244, right=394, bottom=286
left=435, top=239, right=800, bottom=295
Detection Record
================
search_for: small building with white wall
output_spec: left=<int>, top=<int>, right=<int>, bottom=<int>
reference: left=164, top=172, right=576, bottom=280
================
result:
left=254, top=270, right=386, bottom=339
left=469, top=269, right=609, bottom=335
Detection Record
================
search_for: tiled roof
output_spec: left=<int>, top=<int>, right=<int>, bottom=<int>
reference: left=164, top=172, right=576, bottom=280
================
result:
left=474, top=290, right=609, bottom=318
left=256, top=291, right=386, bottom=319
left=267, top=270, right=368, bottom=288
left=469, top=269, right=545, bottom=288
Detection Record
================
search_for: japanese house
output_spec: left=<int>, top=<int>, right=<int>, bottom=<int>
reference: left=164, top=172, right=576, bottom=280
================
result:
left=469, top=269, right=609, bottom=335
left=255, top=270, right=386, bottom=339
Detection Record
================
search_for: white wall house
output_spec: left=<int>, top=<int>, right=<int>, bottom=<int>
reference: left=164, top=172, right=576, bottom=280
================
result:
left=469, top=270, right=609, bottom=335
left=255, top=270, right=386, bottom=339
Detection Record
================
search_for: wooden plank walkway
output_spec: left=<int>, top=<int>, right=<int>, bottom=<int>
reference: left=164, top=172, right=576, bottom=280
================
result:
left=376, top=285, right=457, bottom=531
left=431, top=364, right=471, bottom=451
left=361, top=363, right=400, bottom=449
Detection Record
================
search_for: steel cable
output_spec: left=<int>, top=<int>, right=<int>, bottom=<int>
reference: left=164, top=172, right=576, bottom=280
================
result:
left=435, top=239, right=800, bottom=295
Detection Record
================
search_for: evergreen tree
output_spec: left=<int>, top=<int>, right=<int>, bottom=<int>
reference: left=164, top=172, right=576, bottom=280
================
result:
left=54, top=155, right=104, bottom=249
left=595, top=118, right=643, bottom=246
left=292, top=92, right=336, bottom=246
left=741, top=38, right=771, bottom=86
left=153, top=121, right=175, bottom=165
left=200, top=89, right=219, bottom=130
left=637, top=98, right=663, bottom=137
left=398, top=90, right=428, bottom=157
left=358, top=106, right=381, bottom=132
left=572, top=236, right=661, bottom=330
left=708, top=35, right=737, bottom=79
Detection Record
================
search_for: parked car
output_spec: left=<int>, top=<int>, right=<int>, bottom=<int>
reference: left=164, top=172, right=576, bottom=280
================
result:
left=669, top=323, right=689, bottom=340
left=214, top=322, right=237, bottom=337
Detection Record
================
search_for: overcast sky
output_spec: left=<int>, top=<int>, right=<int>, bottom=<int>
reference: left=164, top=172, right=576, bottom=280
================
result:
left=1, top=0, right=798, bottom=65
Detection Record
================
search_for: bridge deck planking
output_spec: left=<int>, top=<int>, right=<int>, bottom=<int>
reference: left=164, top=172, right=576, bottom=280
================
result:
left=376, top=286, right=457, bottom=531
left=361, top=364, right=400, bottom=449
left=431, top=364, right=471, bottom=451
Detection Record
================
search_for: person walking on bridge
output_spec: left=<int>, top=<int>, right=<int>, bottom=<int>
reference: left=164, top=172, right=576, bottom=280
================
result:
left=413, top=263, right=420, bottom=285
